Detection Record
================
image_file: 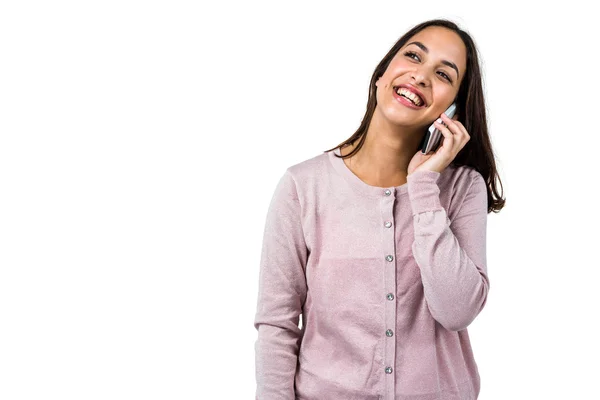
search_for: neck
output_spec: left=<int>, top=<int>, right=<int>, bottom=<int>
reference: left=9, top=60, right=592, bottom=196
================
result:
left=342, top=109, right=425, bottom=187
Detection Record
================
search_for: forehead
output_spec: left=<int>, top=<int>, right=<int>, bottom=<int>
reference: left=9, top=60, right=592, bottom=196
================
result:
left=402, top=27, right=467, bottom=75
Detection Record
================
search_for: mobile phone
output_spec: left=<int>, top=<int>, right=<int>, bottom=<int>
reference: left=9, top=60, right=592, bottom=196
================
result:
left=419, top=102, right=457, bottom=154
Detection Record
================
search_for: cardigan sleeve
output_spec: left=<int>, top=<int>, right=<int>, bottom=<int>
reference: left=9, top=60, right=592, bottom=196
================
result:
left=253, top=169, right=308, bottom=400
left=406, top=168, right=489, bottom=332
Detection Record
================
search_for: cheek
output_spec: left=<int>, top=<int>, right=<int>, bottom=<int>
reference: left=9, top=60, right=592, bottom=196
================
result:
left=433, top=86, right=456, bottom=104
left=388, top=61, right=410, bottom=74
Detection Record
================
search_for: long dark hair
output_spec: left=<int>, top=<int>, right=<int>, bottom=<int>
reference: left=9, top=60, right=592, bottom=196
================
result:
left=325, top=19, right=505, bottom=213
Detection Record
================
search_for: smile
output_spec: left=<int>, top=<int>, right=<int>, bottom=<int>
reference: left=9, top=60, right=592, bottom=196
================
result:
left=392, top=87, right=426, bottom=110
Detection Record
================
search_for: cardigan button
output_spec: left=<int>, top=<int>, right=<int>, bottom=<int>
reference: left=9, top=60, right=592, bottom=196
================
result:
left=384, top=189, right=392, bottom=196
left=384, top=221, right=392, bottom=228
left=385, top=366, right=393, bottom=374
left=386, top=329, right=394, bottom=337
left=386, top=255, right=394, bottom=262
left=386, top=293, right=394, bottom=300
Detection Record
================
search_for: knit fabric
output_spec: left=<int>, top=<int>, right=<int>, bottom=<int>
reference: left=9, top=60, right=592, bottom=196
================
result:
left=254, top=146, right=489, bottom=400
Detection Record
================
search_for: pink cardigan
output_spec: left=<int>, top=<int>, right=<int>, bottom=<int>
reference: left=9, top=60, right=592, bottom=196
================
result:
left=253, top=146, right=490, bottom=400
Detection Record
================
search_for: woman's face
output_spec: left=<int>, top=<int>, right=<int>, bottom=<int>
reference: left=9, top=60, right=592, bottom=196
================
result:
left=375, top=26, right=467, bottom=129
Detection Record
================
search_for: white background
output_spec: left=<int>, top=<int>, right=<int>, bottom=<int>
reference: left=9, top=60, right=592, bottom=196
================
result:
left=1, top=1, right=598, bottom=399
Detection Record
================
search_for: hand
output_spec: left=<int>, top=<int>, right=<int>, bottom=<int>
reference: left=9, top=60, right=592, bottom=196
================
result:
left=407, top=112, right=470, bottom=176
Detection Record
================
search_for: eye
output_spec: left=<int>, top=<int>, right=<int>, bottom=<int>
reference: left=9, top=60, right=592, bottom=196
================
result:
left=403, top=51, right=420, bottom=61
left=439, top=71, right=452, bottom=83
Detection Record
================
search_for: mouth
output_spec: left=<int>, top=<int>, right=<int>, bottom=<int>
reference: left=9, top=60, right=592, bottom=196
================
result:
left=392, top=86, right=427, bottom=109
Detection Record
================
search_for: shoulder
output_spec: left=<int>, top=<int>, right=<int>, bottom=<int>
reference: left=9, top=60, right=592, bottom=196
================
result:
left=440, top=164, right=487, bottom=218
left=439, top=164, right=484, bottom=192
left=281, top=150, right=332, bottom=189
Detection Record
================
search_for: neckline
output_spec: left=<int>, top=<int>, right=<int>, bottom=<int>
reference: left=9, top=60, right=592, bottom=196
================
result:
left=328, top=146, right=409, bottom=197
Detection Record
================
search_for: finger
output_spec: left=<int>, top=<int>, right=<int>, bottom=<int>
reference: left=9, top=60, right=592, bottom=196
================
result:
left=433, top=119, right=455, bottom=150
left=440, top=118, right=470, bottom=151
left=440, top=113, right=469, bottom=141
left=439, top=112, right=459, bottom=134
left=451, top=120, right=470, bottom=141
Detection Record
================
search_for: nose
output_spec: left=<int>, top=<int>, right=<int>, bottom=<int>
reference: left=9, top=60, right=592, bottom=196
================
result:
left=411, top=67, right=431, bottom=87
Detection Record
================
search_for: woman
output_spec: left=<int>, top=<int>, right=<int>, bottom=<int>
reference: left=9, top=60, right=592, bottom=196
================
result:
left=254, top=18, right=505, bottom=400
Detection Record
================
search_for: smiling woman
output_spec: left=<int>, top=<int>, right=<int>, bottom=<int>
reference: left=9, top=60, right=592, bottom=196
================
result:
left=326, top=20, right=505, bottom=209
left=254, top=18, right=505, bottom=400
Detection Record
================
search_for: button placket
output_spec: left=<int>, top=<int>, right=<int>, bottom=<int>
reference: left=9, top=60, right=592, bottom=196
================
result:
left=381, top=187, right=397, bottom=398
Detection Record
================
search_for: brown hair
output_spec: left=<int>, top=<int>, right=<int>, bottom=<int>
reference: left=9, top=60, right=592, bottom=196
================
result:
left=325, top=18, right=505, bottom=213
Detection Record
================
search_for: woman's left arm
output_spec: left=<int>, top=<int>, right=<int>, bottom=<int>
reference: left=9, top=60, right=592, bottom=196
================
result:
left=407, top=168, right=489, bottom=332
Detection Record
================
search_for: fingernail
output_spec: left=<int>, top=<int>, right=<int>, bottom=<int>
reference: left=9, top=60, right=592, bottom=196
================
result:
left=436, top=118, right=442, bottom=124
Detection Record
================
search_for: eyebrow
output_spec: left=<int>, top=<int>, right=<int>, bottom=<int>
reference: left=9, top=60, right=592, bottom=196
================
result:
left=406, top=41, right=460, bottom=80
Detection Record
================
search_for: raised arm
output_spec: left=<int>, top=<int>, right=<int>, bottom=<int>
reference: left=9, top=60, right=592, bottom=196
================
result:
left=407, top=169, right=489, bottom=331
left=253, top=170, right=308, bottom=399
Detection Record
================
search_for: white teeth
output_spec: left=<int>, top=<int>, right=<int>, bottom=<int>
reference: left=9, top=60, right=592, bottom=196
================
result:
left=395, top=87, right=424, bottom=106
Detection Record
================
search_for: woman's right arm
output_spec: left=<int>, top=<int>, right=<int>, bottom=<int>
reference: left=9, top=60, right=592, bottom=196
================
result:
left=253, top=169, right=308, bottom=400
